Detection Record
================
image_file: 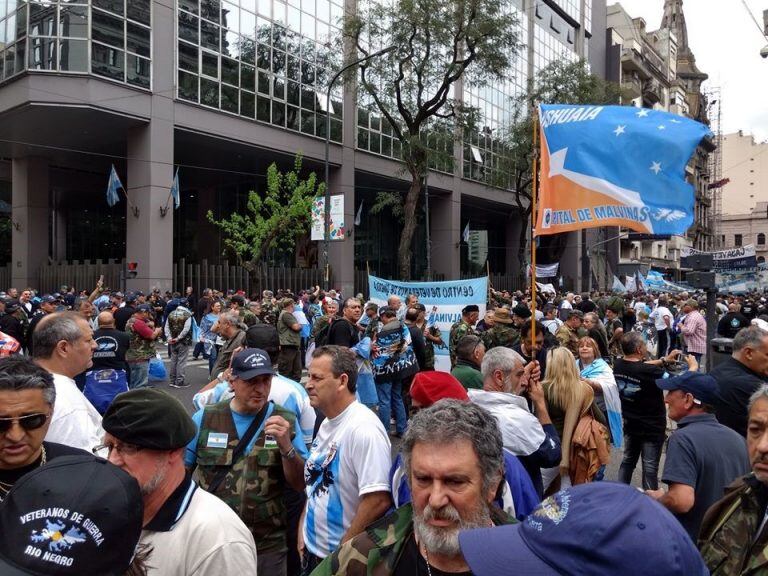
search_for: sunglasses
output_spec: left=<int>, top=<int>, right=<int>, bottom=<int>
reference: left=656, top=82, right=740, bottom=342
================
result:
left=0, top=413, right=49, bottom=433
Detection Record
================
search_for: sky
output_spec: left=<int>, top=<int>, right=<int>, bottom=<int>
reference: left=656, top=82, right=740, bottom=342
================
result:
left=616, top=0, right=768, bottom=142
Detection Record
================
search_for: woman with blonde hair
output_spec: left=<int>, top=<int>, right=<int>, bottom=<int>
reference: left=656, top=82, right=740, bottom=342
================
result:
left=541, top=346, right=607, bottom=494
left=578, top=336, right=623, bottom=448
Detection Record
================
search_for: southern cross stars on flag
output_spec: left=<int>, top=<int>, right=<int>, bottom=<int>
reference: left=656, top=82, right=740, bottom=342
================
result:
left=535, top=104, right=712, bottom=236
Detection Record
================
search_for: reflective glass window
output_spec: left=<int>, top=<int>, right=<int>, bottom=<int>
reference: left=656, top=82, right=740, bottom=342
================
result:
left=178, top=41, right=198, bottom=72
left=127, top=0, right=150, bottom=26
left=127, top=22, right=150, bottom=57
left=92, top=9, right=124, bottom=49
left=93, top=0, right=123, bottom=17
left=59, top=5, right=87, bottom=38
left=59, top=38, right=87, bottom=71
left=179, top=70, right=199, bottom=101
left=91, top=42, right=124, bottom=80
left=127, top=53, right=150, bottom=87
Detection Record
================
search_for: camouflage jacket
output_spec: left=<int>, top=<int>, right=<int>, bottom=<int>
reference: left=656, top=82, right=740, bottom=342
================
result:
left=166, top=306, right=193, bottom=345
left=482, top=324, right=520, bottom=350
left=240, top=308, right=259, bottom=327
left=555, top=324, right=580, bottom=357
left=125, top=316, right=156, bottom=361
left=449, top=320, right=475, bottom=368
left=421, top=324, right=443, bottom=371
left=699, top=475, right=768, bottom=575
left=195, top=399, right=296, bottom=553
left=260, top=299, right=278, bottom=326
left=311, top=503, right=514, bottom=576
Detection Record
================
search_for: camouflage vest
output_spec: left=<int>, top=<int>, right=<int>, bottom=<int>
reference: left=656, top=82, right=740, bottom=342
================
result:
left=195, top=399, right=295, bottom=553
left=482, top=324, right=520, bottom=350
left=167, top=307, right=193, bottom=344
left=556, top=324, right=580, bottom=356
left=449, top=320, right=475, bottom=368
left=699, top=476, right=768, bottom=575
left=260, top=299, right=278, bottom=326
left=125, top=317, right=156, bottom=361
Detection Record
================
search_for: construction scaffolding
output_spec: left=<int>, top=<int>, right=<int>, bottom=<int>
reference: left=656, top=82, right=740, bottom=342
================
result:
left=705, top=86, right=723, bottom=249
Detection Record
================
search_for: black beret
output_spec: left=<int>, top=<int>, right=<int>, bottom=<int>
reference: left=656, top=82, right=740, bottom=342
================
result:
left=462, top=305, right=480, bottom=314
left=512, top=304, right=532, bottom=319
left=103, top=389, right=196, bottom=450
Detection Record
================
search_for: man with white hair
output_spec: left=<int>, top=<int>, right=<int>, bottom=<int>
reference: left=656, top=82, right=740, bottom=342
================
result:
left=476, top=347, right=561, bottom=498
left=311, top=400, right=514, bottom=575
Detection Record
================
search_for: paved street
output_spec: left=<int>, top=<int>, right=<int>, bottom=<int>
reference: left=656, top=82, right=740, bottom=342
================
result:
left=159, top=350, right=658, bottom=489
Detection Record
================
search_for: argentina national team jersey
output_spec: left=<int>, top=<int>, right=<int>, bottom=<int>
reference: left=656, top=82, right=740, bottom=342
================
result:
left=303, top=402, right=391, bottom=558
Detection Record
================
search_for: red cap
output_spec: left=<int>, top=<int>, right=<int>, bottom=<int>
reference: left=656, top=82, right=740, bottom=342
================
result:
left=410, top=371, right=469, bottom=407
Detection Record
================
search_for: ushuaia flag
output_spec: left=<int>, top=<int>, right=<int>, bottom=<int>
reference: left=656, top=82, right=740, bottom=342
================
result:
left=536, top=104, right=711, bottom=236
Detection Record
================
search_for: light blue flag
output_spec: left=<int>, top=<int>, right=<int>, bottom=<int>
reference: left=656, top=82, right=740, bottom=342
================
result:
left=635, top=269, right=646, bottom=292
left=612, top=275, right=626, bottom=293
left=354, top=200, right=363, bottom=226
left=171, top=167, right=180, bottom=209
left=106, top=165, right=123, bottom=207
left=462, top=222, right=470, bottom=243
left=536, top=104, right=712, bottom=236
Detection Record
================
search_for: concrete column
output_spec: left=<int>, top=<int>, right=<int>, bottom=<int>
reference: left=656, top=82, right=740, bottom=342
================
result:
left=431, top=188, right=461, bottom=279
left=328, top=2, right=357, bottom=297
left=52, top=188, right=67, bottom=261
left=328, top=151, right=355, bottom=296
left=125, top=0, right=176, bottom=293
left=11, top=157, right=50, bottom=289
left=506, top=211, right=524, bottom=277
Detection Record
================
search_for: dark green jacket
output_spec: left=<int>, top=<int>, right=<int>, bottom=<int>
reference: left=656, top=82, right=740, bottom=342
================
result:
left=451, top=361, right=484, bottom=390
left=311, top=504, right=514, bottom=576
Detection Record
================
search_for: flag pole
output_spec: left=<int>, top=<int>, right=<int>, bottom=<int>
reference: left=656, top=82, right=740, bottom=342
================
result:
left=530, top=107, right=539, bottom=348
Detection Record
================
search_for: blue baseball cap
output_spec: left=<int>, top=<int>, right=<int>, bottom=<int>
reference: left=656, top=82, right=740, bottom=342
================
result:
left=656, top=371, right=721, bottom=406
left=459, top=483, right=708, bottom=576
left=230, top=348, right=275, bottom=380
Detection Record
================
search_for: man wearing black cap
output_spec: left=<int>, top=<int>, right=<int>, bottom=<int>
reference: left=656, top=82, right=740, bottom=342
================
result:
left=0, top=453, right=148, bottom=575
left=0, top=300, right=26, bottom=351
left=102, top=388, right=258, bottom=575
left=114, top=292, right=137, bottom=332
left=449, top=305, right=478, bottom=369
left=25, top=295, right=59, bottom=356
left=647, top=372, right=749, bottom=539
left=187, top=348, right=307, bottom=576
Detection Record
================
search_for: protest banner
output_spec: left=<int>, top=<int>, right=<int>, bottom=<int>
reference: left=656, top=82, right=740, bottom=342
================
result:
left=368, top=275, right=488, bottom=372
left=681, top=244, right=757, bottom=272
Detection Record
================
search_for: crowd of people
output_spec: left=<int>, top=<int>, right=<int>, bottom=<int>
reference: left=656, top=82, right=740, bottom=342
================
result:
left=1, top=280, right=768, bottom=574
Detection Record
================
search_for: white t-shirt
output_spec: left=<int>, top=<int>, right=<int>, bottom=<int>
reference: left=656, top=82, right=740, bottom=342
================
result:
left=560, top=300, right=573, bottom=310
left=141, top=482, right=258, bottom=575
left=45, top=373, right=104, bottom=452
left=650, top=306, right=672, bottom=331
left=303, top=401, right=391, bottom=558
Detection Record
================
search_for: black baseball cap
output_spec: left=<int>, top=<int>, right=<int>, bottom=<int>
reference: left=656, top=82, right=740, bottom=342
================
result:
left=230, top=348, right=275, bottom=380
left=0, top=455, right=143, bottom=576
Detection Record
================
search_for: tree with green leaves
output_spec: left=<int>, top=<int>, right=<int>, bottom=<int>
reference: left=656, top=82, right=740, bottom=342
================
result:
left=347, top=0, right=520, bottom=279
left=207, top=154, right=323, bottom=273
left=503, top=59, right=623, bottom=272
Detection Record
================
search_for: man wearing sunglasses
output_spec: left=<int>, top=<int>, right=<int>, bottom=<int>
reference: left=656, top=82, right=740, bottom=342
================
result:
left=0, top=356, right=87, bottom=502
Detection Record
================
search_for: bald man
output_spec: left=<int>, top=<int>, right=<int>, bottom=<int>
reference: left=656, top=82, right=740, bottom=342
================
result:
left=85, top=311, right=131, bottom=413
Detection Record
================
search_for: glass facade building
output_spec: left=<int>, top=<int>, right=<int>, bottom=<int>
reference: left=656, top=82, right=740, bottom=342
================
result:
left=0, top=0, right=151, bottom=87
left=175, top=0, right=343, bottom=141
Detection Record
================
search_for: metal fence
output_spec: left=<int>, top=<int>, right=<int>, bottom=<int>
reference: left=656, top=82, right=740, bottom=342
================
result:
left=37, top=260, right=124, bottom=294
left=0, top=260, right=525, bottom=299
left=174, top=259, right=327, bottom=297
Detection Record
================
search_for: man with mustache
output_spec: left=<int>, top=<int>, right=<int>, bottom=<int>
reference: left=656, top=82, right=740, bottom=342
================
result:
left=700, top=384, right=768, bottom=574
left=311, top=399, right=513, bottom=575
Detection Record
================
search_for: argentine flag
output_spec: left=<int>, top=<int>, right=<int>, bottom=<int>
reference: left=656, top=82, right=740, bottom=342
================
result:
left=536, top=104, right=711, bottom=236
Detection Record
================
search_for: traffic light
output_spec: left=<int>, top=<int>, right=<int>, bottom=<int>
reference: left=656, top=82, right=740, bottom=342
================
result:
left=127, top=262, right=138, bottom=279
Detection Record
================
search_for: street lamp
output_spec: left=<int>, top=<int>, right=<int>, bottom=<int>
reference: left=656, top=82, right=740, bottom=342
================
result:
left=322, top=45, right=396, bottom=289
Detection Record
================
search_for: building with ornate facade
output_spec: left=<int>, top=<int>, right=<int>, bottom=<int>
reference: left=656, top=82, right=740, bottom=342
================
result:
left=607, top=0, right=715, bottom=282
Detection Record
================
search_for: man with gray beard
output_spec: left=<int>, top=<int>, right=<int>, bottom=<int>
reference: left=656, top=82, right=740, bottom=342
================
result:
left=101, top=388, right=258, bottom=575
left=311, top=400, right=514, bottom=575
